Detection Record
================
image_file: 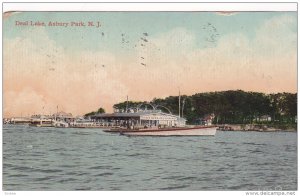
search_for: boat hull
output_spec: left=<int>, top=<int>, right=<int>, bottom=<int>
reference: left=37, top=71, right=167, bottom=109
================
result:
left=69, top=125, right=107, bottom=128
left=29, top=124, right=54, bottom=127
left=109, top=126, right=217, bottom=136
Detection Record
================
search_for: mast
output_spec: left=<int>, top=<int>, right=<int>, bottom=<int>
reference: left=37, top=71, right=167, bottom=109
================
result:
left=182, top=98, right=186, bottom=118
left=178, top=90, right=181, bottom=118
left=55, top=105, right=58, bottom=121
left=126, top=95, right=129, bottom=113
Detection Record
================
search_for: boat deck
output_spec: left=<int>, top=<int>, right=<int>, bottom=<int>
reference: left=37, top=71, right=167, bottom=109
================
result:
left=104, top=125, right=217, bottom=133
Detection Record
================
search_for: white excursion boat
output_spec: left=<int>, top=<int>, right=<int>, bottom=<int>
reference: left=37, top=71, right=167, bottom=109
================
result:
left=105, top=125, right=217, bottom=136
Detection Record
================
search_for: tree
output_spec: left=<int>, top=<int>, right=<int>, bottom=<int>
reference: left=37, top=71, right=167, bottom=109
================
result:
left=97, top=107, right=105, bottom=114
left=84, top=111, right=96, bottom=118
left=113, top=101, right=144, bottom=112
left=111, top=90, right=297, bottom=125
left=84, top=107, right=106, bottom=118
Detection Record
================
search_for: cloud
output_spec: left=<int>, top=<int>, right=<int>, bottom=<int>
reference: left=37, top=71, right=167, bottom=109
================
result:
left=3, top=14, right=297, bottom=117
left=4, top=87, right=49, bottom=117
left=254, top=14, right=297, bottom=56
left=127, top=14, right=296, bottom=97
left=4, top=27, right=129, bottom=117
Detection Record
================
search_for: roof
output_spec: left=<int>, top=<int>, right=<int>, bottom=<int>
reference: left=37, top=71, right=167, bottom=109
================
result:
left=92, top=110, right=182, bottom=119
left=53, top=111, right=73, bottom=118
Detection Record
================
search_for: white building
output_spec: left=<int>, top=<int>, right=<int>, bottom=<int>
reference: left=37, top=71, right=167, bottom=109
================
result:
left=92, top=110, right=186, bottom=128
left=256, top=115, right=272, bottom=122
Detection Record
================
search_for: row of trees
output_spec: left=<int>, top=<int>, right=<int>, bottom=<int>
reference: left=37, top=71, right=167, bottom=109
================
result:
left=84, top=107, right=105, bottom=117
left=112, top=90, right=297, bottom=125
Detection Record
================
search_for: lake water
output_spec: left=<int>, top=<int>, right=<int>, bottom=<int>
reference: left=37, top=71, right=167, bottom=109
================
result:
left=2, top=125, right=297, bottom=191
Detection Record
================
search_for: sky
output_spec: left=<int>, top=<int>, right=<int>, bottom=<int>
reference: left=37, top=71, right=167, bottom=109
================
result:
left=3, top=11, right=297, bottom=117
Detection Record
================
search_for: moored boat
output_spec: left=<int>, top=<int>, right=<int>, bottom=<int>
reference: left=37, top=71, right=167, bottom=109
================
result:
left=104, top=125, right=217, bottom=136
left=30, top=118, right=54, bottom=127
left=53, top=120, right=69, bottom=128
left=9, top=117, right=31, bottom=125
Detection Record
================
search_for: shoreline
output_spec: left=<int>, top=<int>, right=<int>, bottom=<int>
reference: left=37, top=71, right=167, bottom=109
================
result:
left=217, top=129, right=296, bottom=132
left=3, top=121, right=297, bottom=132
left=216, top=124, right=297, bottom=132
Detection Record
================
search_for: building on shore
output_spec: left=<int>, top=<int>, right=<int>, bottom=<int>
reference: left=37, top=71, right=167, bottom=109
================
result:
left=197, top=114, right=215, bottom=126
left=91, top=110, right=186, bottom=128
left=31, top=111, right=75, bottom=122
left=31, top=114, right=52, bottom=119
left=255, top=115, right=272, bottom=122
left=52, top=111, right=74, bottom=122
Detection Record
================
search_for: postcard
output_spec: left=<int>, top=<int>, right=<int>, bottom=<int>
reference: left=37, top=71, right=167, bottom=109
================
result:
left=2, top=2, right=297, bottom=193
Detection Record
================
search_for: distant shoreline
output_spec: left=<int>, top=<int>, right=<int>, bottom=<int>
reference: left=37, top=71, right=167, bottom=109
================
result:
left=216, top=124, right=297, bottom=132
left=217, top=129, right=297, bottom=132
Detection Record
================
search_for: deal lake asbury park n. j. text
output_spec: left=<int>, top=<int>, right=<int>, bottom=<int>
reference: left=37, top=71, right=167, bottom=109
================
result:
left=15, top=20, right=101, bottom=28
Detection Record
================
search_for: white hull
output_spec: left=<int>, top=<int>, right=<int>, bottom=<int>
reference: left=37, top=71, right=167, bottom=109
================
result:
left=121, top=127, right=217, bottom=136
left=30, top=124, right=54, bottom=127
left=53, top=120, right=69, bottom=128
